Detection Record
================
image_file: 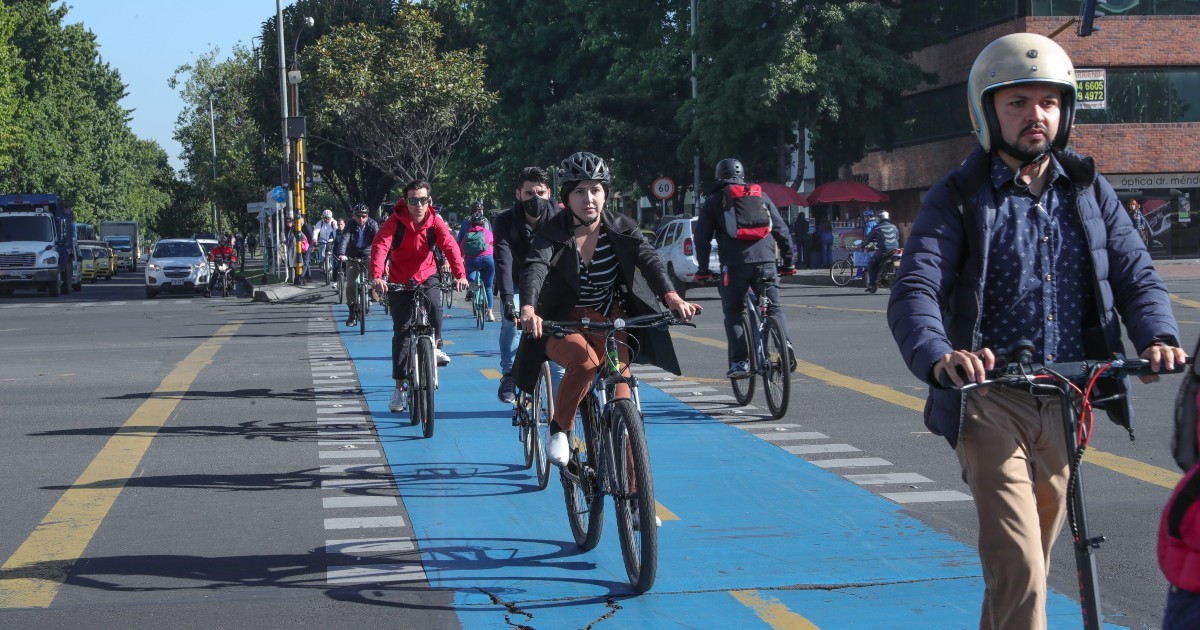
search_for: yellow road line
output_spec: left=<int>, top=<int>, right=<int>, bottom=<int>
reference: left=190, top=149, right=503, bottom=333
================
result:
left=785, top=302, right=886, bottom=315
left=655, top=501, right=680, bottom=521
left=671, top=331, right=1183, bottom=489
left=0, top=322, right=242, bottom=609
left=480, top=368, right=502, bottom=380
left=1171, top=294, right=1200, bottom=310
left=730, top=590, right=819, bottom=629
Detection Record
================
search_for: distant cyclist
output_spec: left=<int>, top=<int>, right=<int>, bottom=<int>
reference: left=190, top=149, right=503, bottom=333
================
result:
left=458, top=202, right=496, bottom=321
left=693, top=158, right=795, bottom=379
left=314, top=209, right=338, bottom=283
left=336, top=204, right=379, bottom=326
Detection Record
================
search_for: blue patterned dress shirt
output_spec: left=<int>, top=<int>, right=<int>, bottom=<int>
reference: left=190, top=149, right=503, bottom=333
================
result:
left=979, top=156, right=1093, bottom=363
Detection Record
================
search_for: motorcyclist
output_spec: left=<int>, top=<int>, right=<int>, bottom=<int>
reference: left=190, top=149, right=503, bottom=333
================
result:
left=207, top=237, right=238, bottom=293
left=864, top=210, right=900, bottom=293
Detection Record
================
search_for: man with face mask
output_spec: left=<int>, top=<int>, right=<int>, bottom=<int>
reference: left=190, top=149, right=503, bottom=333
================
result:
left=492, top=166, right=563, bottom=403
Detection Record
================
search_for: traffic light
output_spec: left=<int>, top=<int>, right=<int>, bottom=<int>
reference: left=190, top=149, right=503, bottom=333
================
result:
left=1078, top=0, right=1099, bottom=37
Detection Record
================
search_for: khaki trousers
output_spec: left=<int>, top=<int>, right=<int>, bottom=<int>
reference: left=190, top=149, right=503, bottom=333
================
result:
left=957, top=386, right=1070, bottom=630
left=545, top=306, right=630, bottom=430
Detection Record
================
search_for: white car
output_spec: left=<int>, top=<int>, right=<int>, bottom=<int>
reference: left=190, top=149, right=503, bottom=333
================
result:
left=652, top=217, right=719, bottom=298
left=144, top=239, right=211, bottom=298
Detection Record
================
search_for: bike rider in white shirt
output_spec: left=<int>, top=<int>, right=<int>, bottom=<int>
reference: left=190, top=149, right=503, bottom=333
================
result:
left=315, top=209, right=339, bottom=288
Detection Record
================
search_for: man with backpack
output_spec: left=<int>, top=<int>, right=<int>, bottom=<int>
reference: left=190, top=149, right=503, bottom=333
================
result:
left=694, top=158, right=796, bottom=378
left=886, top=33, right=1185, bottom=629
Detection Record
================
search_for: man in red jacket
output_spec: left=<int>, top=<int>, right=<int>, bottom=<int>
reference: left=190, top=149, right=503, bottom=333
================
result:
left=371, top=180, right=468, bottom=412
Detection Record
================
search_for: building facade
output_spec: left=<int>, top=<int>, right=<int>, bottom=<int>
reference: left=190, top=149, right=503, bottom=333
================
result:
left=850, top=3, right=1200, bottom=257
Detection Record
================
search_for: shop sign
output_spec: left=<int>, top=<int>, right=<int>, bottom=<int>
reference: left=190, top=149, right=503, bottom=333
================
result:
left=1110, top=173, right=1200, bottom=189
left=1076, top=69, right=1106, bottom=110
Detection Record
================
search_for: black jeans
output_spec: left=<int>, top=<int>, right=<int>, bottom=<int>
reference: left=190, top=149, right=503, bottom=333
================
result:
left=387, top=276, right=443, bottom=381
left=866, top=249, right=895, bottom=287
left=719, top=262, right=789, bottom=364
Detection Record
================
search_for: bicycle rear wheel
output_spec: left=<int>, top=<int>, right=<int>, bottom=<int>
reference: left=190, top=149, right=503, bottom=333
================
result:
left=609, top=398, right=658, bottom=593
left=730, top=312, right=756, bottom=405
left=335, top=270, right=344, bottom=304
left=441, top=271, right=455, bottom=309
left=474, top=284, right=486, bottom=330
left=830, top=258, right=853, bottom=286
left=358, top=282, right=368, bottom=335
left=416, top=336, right=437, bottom=438
left=761, top=316, right=791, bottom=419
left=564, top=393, right=604, bottom=550
left=323, top=256, right=332, bottom=286
left=530, top=361, right=554, bottom=490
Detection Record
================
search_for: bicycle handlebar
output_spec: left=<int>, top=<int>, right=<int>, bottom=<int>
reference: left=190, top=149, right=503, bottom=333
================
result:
left=385, top=281, right=453, bottom=293
left=945, top=356, right=1191, bottom=392
left=542, top=311, right=696, bottom=334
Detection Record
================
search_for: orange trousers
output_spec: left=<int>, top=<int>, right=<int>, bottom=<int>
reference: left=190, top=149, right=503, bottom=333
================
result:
left=545, top=306, right=630, bottom=430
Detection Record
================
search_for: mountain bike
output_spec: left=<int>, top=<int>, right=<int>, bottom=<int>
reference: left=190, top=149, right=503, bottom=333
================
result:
left=730, top=277, right=791, bottom=419
left=544, top=311, right=693, bottom=593
left=468, top=269, right=487, bottom=329
left=346, top=257, right=369, bottom=335
left=947, top=342, right=1189, bottom=630
left=388, top=280, right=449, bottom=438
left=512, top=357, right=554, bottom=490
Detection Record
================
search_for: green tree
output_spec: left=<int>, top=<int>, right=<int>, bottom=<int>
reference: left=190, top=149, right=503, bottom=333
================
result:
left=307, top=7, right=497, bottom=185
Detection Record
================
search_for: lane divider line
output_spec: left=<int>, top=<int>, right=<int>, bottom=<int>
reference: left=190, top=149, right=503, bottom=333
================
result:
left=480, top=368, right=502, bottom=380
left=0, top=322, right=242, bottom=609
left=655, top=501, right=680, bottom=522
left=670, top=331, right=1183, bottom=489
left=729, top=589, right=819, bottom=629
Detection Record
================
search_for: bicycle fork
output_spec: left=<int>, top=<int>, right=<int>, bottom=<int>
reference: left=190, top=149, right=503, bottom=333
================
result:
left=1060, top=399, right=1103, bottom=629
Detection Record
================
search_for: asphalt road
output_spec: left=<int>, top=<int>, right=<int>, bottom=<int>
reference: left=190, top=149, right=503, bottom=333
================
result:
left=0, top=266, right=1196, bottom=629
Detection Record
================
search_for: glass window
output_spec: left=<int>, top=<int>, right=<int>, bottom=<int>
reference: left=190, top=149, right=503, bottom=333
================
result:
left=932, top=0, right=1020, bottom=35
left=1032, top=0, right=1200, bottom=16
left=1075, top=68, right=1200, bottom=124
left=886, top=84, right=974, bottom=146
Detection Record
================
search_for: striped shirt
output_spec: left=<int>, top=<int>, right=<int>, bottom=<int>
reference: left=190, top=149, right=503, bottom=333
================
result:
left=577, top=231, right=619, bottom=315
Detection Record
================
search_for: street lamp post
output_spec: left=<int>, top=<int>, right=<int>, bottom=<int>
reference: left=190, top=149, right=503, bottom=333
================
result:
left=208, top=86, right=224, bottom=233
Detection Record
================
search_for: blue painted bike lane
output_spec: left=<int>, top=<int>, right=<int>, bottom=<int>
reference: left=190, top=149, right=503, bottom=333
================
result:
left=335, top=301, right=1111, bottom=629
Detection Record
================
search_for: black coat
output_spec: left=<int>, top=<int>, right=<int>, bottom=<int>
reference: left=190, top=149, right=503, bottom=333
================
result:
left=512, top=209, right=682, bottom=392
left=493, top=201, right=560, bottom=302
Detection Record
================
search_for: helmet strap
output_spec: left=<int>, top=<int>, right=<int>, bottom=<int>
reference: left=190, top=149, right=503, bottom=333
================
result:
left=571, top=210, right=599, bottom=230
left=997, top=139, right=1050, bottom=192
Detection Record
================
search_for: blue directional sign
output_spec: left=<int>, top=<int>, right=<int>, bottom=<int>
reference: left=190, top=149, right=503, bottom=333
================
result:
left=271, top=186, right=287, bottom=203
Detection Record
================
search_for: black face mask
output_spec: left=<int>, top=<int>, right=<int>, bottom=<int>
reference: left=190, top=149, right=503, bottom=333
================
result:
left=522, top=197, right=550, bottom=220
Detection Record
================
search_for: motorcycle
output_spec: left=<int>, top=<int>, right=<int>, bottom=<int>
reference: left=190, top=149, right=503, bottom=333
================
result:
left=877, top=248, right=903, bottom=290
left=211, top=256, right=236, bottom=298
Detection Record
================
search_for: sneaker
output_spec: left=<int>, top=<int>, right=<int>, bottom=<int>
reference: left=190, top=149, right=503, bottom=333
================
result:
left=486, top=309, right=495, bottom=322
left=332, top=282, right=339, bottom=291
left=435, top=348, right=451, bottom=366
left=865, top=285, right=877, bottom=293
left=787, top=341, right=797, bottom=373
left=547, top=432, right=570, bottom=467
left=497, top=373, right=516, bottom=404
left=726, top=361, right=750, bottom=379
left=389, top=386, right=407, bottom=412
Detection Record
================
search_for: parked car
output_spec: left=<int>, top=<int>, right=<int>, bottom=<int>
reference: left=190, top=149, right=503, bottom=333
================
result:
left=144, top=239, right=211, bottom=298
left=80, top=245, right=97, bottom=282
left=653, top=216, right=719, bottom=298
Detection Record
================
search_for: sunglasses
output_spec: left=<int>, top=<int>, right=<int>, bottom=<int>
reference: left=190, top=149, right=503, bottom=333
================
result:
left=406, top=196, right=431, bottom=206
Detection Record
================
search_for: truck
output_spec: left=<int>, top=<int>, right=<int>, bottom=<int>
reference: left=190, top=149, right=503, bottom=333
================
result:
left=99, top=220, right=139, bottom=271
left=0, top=193, right=80, bottom=296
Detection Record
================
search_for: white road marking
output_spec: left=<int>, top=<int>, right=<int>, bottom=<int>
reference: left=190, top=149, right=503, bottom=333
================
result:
left=323, top=496, right=399, bottom=509
left=326, top=564, right=425, bottom=585
left=319, top=449, right=381, bottom=459
left=809, top=457, right=894, bottom=469
left=324, top=516, right=406, bottom=530
left=882, top=490, right=973, bottom=503
left=844, top=473, right=934, bottom=486
left=756, top=431, right=829, bottom=442
left=783, top=443, right=861, bottom=455
left=320, top=464, right=390, bottom=475
left=325, top=537, right=413, bottom=554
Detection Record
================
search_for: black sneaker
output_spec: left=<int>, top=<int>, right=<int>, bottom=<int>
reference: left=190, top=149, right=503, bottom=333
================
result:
left=866, top=285, right=877, bottom=294
left=497, top=373, right=516, bottom=403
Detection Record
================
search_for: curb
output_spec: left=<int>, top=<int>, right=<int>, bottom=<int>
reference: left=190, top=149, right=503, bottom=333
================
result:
left=251, top=281, right=314, bottom=303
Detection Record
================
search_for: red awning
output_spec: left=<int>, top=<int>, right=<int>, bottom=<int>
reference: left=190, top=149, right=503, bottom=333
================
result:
left=807, top=180, right=889, bottom=205
left=756, top=182, right=809, bottom=207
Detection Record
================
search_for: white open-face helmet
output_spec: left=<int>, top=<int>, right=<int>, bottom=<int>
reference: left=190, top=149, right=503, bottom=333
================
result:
left=967, top=32, right=1077, bottom=153
left=321, top=209, right=333, bottom=219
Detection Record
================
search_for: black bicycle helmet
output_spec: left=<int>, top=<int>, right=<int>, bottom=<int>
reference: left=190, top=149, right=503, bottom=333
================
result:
left=558, top=152, right=610, bottom=184
left=714, top=158, right=745, bottom=182
left=352, top=203, right=369, bottom=215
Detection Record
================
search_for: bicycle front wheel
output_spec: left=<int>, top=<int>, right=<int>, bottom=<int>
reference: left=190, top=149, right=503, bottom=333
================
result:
left=830, top=258, right=853, bottom=286
left=323, top=257, right=332, bottom=286
left=761, top=316, right=792, bottom=419
left=530, top=361, right=554, bottom=490
left=358, top=283, right=368, bottom=335
left=609, top=398, right=658, bottom=592
left=441, top=272, right=455, bottom=309
left=564, top=393, right=604, bottom=550
left=416, top=336, right=437, bottom=438
left=730, top=312, right=756, bottom=405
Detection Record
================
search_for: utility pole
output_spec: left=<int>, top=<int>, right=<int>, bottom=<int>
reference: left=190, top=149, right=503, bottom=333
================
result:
left=207, top=87, right=223, bottom=234
left=276, top=0, right=290, bottom=279
left=691, top=0, right=701, bottom=216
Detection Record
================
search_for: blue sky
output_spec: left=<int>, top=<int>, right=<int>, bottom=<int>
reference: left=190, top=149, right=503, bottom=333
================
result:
left=59, top=1, right=279, bottom=171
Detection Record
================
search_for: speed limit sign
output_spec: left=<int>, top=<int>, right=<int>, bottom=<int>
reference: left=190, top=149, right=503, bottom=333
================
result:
left=651, top=177, right=675, bottom=200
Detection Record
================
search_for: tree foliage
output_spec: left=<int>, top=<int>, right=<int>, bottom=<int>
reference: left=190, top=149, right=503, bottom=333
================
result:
left=308, top=7, right=496, bottom=187
left=0, top=0, right=174, bottom=228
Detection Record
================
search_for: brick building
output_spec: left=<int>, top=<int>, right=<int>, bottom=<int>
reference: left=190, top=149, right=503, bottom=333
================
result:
left=848, top=5, right=1200, bottom=258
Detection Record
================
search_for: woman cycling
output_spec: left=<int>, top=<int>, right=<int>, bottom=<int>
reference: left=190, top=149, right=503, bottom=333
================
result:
left=516, top=151, right=701, bottom=466
left=458, top=202, right=497, bottom=321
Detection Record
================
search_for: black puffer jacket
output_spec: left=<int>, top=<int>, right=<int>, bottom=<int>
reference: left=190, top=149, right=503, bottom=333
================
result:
left=512, top=209, right=682, bottom=392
